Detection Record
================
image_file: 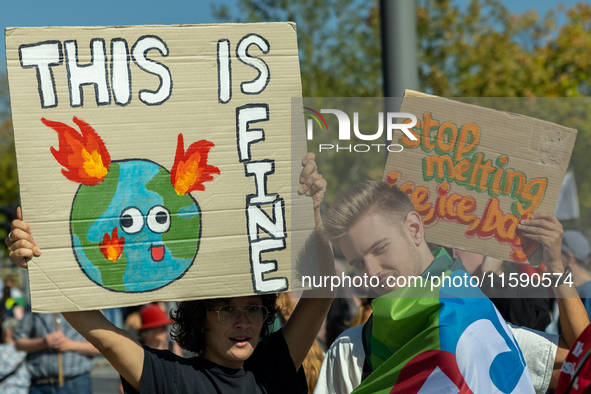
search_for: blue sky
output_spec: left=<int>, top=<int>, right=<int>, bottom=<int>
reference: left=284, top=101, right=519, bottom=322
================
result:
left=0, top=0, right=583, bottom=72
left=0, top=0, right=233, bottom=71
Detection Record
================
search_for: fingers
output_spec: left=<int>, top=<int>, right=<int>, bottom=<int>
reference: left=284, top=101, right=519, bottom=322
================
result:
left=7, top=226, right=35, bottom=247
left=298, top=153, right=327, bottom=211
left=12, top=216, right=31, bottom=235
left=46, top=331, right=66, bottom=348
left=299, top=156, right=317, bottom=183
left=517, top=212, right=563, bottom=269
left=54, top=330, right=66, bottom=340
left=48, top=330, right=65, bottom=338
left=57, top=339, right=72, bottom=352
left=529, top=211, right=560, bottom=223
left=517, top=225, right=554, bottom=239
left=518, top=212, right=563, bottom=240
left=519, top=214, right=561, bottom=232
left=302, top=152, right=315, bottom=166
left=299, top=172, right=324, bottom=195
left=300, top=176, right=326, bottom=197
left=5, top=211, right=39, bottom=269
left=6, top=214, right=33, bottom=247
left=8, top=248, right=35, bottom=269
left=7, top=234, right=39, bottom=255
left=4, top=228, right=41, bottom=268
left=517, top=227, right=557, bottom=244
left=299, top=152, right=321, bottom=195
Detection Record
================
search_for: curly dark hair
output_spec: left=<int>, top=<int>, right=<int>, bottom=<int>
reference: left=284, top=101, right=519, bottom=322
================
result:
left=170, top=294, right=279, bottom=355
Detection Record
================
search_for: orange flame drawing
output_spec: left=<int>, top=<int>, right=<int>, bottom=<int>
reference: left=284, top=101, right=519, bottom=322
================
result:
left=171, top=134, right=220, bottom=196
left=42, top=117, right=111, bottom=186
left=99, top=228, right=125, bottom=262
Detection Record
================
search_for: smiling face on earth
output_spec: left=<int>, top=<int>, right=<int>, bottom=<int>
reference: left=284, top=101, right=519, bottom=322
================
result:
left=43, top=116, right=219, bottom=293
left=71, top=160, right=202, bottom=292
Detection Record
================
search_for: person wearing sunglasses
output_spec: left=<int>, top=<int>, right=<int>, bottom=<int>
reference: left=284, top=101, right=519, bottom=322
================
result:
left=6, top=152, right=335, bottom=394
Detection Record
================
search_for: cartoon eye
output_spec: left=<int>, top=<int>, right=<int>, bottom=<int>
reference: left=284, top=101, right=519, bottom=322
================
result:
left=120, top=207, right=144, bottom=234
left=147, top=205, right=171, bottom=233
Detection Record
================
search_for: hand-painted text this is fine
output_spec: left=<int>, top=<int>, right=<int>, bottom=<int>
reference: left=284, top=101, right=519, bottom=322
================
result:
left=18, top=34, right=269, bottom=108
left=19, top=33, right=288, bottom=294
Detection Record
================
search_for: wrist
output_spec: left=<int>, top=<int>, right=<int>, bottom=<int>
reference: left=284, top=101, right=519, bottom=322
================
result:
left=60, top=340, right=72, bottom=352
left=554, top=266, right=573, bottom=287
left=544, top=260, right=565, bottom=275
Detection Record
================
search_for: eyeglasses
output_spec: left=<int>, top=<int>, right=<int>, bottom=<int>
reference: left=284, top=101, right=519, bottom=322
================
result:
left=212, top=305, right=269, bottom=325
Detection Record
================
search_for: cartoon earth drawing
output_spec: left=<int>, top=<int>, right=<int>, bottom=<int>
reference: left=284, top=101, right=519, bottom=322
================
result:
left=42, top=117, right=219, bottom=292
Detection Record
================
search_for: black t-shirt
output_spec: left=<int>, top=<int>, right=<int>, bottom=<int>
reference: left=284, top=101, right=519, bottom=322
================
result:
left=122, top=329, right=307, bottom=394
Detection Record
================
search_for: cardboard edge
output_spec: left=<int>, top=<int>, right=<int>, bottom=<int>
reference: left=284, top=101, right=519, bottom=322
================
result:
left=403, top=89, right=578, bottom=135
left=4, top=22, right=298, bottom=31
left=398, top=89, right=577, bottom=266
left=404, top=89, right=436, bottom=98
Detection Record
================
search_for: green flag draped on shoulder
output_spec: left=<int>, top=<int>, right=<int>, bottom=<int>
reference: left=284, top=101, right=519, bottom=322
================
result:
left=353, top=250, right=535, bottom=394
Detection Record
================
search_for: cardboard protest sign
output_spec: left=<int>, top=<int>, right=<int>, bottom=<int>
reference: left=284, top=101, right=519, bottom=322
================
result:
left=5, top=23, right=314, bottom=312
left=384, top=90, right=577, bottom=265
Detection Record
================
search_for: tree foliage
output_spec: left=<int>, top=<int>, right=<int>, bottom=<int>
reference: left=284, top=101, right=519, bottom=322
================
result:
left=213, top=0, right=382, bottom=97
left=214, top=0, right=591, bottom=227
left=1, top=1, right=591, bottom=226
left=0, top=113, right=18, bottom=240
left=0, top=72, right=17, bottom=243
left=213, top=0, right=384, bottom=204
left=417, top=1, right=591, bottom=227
left=0, top=116, right=17, bottom=204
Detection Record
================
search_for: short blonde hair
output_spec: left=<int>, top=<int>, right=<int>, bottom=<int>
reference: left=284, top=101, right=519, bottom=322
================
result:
left=323, top=181, right=415, bottom=241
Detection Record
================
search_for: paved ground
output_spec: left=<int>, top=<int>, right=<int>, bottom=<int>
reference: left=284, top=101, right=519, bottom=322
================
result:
left=91, top=356, right=121, bottom=394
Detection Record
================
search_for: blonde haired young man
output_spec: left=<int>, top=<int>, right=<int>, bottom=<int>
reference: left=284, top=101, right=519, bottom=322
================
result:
left=316, top=181, right=588, bottom=394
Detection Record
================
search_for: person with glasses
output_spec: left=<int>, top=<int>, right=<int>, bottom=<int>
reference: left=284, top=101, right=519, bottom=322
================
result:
left=5, top=152, right=335, bottom=394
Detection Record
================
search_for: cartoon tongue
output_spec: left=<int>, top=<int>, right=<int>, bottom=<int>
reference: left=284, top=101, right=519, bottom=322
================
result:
left=150, top=244, right=165, bottom=262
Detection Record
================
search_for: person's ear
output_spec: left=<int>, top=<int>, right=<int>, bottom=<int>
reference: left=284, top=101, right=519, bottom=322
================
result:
left=405, top=211, right=424, bottom=247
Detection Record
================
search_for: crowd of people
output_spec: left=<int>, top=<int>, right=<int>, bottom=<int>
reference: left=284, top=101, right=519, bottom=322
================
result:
left=1, top=152, right=591, bottom=393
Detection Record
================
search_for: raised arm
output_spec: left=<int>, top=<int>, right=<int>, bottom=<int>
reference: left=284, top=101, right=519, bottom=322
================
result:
left=62, top=311, right=143, bottom=390
left=283, top=152, right=336, bottom=370
left=5, top=208, right=144, bottom=392
left=518, top=212, right=590, bottom=346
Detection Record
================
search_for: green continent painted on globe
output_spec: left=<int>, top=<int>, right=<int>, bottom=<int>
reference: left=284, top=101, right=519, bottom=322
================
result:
left=41, top=117, right=219, bottom=293
left=70, top=160, right=201, bottom=292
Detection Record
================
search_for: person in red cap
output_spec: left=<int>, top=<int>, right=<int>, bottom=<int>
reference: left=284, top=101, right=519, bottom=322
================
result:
left=137, top=304, right=182, bottom=357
